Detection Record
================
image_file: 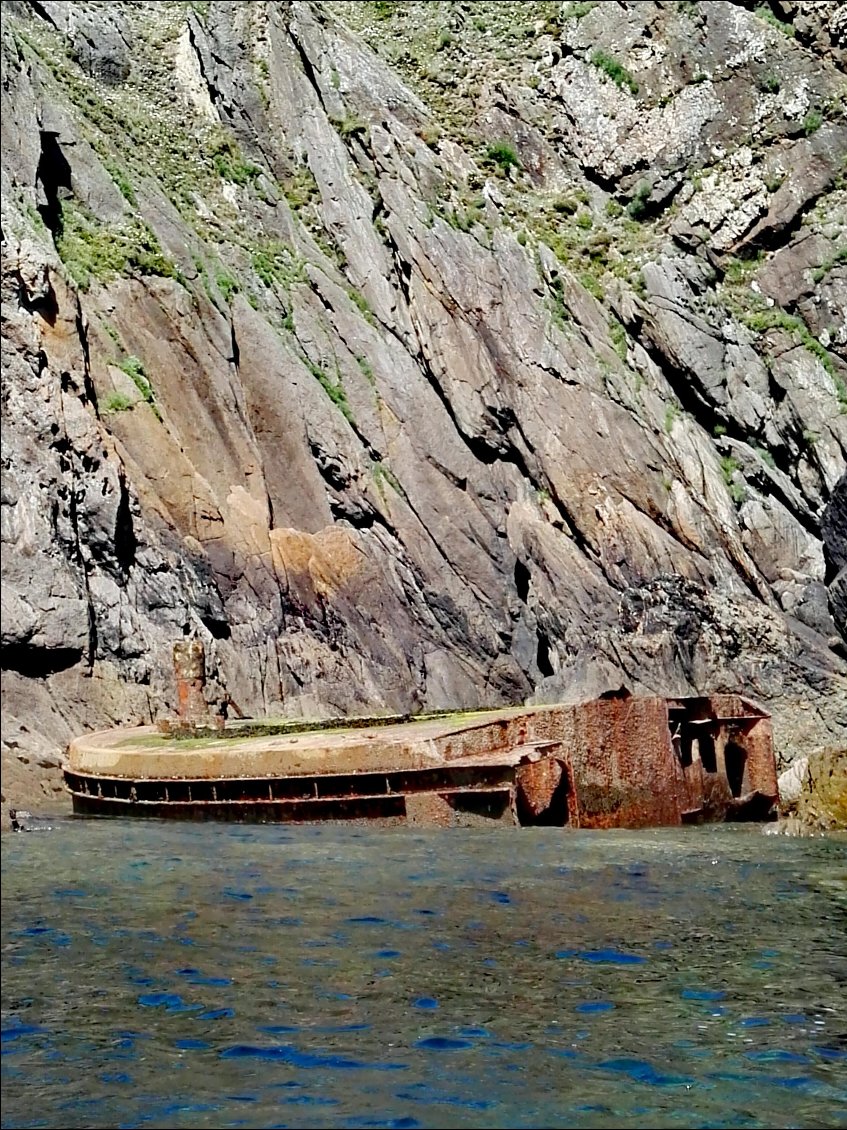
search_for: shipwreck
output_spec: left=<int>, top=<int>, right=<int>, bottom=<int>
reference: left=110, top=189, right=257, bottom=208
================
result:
left=63, top=644, right=778, bottom=829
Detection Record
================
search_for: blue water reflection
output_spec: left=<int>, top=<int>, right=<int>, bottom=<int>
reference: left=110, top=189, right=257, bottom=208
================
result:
left=2, top=821, right=846, bottom=1129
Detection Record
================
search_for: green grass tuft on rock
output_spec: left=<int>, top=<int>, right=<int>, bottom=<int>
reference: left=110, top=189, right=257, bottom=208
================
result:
left=102, top=391, right=134, bottom=414
left=56, top=201, right=182, bottom=291
left=754, top=5, right=795, bottom=37
left=484, top=141, right=522, bottom=174
left=590, top=50, right=638, bottom=96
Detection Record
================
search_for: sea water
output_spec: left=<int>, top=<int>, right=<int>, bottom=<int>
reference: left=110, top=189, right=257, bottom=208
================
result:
left=2, top=820, right=845, bottom=1129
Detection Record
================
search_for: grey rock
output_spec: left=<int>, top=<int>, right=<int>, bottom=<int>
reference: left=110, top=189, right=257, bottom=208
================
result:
left=758, top=230, right=831, bottom=309
left=36, top=1, right=132, bottom=84
left=822, top=472, right=847, bottom=640
left=778, top=757, right=810, bottom=808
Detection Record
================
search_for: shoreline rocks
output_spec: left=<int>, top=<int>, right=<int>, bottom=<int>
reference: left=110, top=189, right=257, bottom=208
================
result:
left=771, top=748, right=847, bottom=835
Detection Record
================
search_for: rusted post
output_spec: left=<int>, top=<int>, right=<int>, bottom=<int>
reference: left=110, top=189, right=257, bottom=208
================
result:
left=174, top=639, right=208, bottom=724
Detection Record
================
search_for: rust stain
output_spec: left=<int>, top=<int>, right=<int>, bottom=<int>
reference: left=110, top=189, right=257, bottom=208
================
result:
left=157, top=639, right=222, bottom=734
left=516, top=756, right=563, bottom=819
left=270, top=527, right=367, bottom=597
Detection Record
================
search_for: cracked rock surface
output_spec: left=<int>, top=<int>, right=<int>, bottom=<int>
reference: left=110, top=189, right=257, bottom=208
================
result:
left=2, top=0, right=845, bottom=817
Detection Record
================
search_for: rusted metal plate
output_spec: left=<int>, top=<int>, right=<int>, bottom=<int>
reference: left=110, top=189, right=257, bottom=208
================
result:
left=69, top=792, right=409, bottom=825
left=515, top=757, right=564, bottom=820
left=406, top=789, right=516, bottom=827
left=563, top=697, right=684, bottom=829
left=68, top=784, right=516, bottom=827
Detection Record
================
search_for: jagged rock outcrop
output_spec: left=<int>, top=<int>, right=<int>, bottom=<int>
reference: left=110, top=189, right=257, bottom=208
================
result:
left=822, top=472, right=847, bottom=639
left=2, top=0, right=846, bottom=813
left=775, top=747, right=847, bottom=833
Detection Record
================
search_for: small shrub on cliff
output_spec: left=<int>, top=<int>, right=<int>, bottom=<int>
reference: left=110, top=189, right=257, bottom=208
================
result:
left=116, top=356, right=162, bottom=421
left=764, top=171, right=786, bottom=193
left=723, top=253, right=763, bottom=285
left=282, top=166, right=319, bottom=211
left=372, top=460, right=403, bottom=498
left=562, top=2, right=597, bottom=18
left=552, top=196, right=579, bottom=215
left=119, top=356, right=153, bottom=401
left=812, top=245, right=847, bottom=283
left=720, top=454, right=746, bottom=503
left=743, top=308, right=835, bottom=379
left=758, top=72, right=780, bottom=94
left=102, top=391, right=134, bottom=414
left=546, top=273, right=570, bottom=330
left=587, top=231, right=612, bottom=263
left=348, top=287, right=376, bottom=325
left=304, top=357, right=354, bottom=425
left=216, top=272, right=239, bottom=304
left=208, top=130, right=262, bottom=186
left=25, top=203, right=47, bottom=233
left=590, top=50, right=638, bottom=96
left=628, top=180, right=652, bottom=220
left=754, top=445, right=777, bottom=469
left=336, top=115, right=368, bottom=140
left=579, top=269, right=605, bottom=301
left=609, top=318, right=628, bottom=362
left=56, top=202, right=181, bottom=291
left=213, top=152, right=261, bottom=186
left=801, top=109, right=823, bottom=136
left=356, top=355, right=376, bottom=386
left=101, top=157, right=137, bottom=206
left=434, top=199, right=486, bottom=233
left=484, top=141, right=521, bottom=175
left=754, top=5, right=795, bottom=37
left=251, top=243, right=306, bottom=291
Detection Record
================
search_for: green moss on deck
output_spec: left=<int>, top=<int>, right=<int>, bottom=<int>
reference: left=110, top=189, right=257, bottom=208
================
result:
left=115, top=707, right=510, bottom=749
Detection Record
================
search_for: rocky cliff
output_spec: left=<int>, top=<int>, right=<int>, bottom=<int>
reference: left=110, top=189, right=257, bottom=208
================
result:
left=2, top=0, right=846, bottom=814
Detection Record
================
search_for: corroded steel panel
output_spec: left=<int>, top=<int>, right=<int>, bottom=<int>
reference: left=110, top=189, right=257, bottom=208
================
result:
left=515, top=757, right=564, bottom=819
left=739, top=716, right=777, bottom=797
left=565, top=697, right=684, bottom=829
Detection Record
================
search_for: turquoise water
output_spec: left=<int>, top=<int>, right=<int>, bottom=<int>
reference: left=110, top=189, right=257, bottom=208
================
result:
left=2, top=821, right=846, bottom=1129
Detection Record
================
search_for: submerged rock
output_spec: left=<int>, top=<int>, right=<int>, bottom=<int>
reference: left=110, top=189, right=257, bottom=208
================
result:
left=8, top=809, right=54, bottom=833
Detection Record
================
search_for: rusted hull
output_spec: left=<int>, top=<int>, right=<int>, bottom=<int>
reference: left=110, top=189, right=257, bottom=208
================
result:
left=66, top=776, right=516, bottom=827
left=64, top=695, right=778, bottom=830
left=69, top=793, right=517, bottom=826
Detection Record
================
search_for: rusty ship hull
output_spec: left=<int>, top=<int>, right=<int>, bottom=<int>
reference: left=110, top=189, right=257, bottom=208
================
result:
left=64, top=695, right=778, bottom=829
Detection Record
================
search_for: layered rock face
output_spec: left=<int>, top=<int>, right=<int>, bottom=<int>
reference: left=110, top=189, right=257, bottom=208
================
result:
left=776, top=747, right=847, bottom=833
left=2, top=0, right=845, bottom=813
